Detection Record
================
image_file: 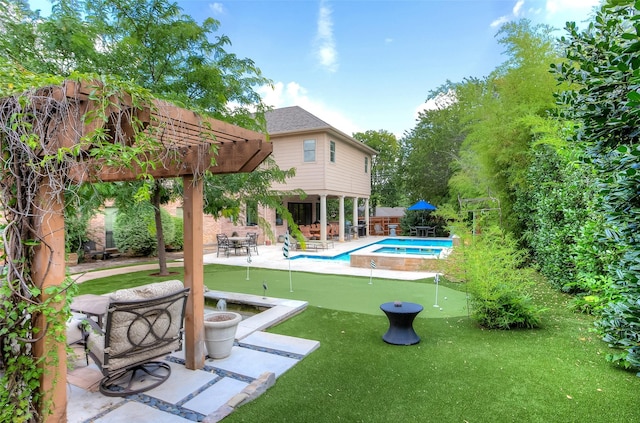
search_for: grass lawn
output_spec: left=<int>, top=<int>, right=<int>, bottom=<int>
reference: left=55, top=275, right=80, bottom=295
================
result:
left=77, top=265, right=640, bottom=422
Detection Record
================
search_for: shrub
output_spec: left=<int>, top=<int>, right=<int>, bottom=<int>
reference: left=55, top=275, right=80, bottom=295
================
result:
left=114, top=204, right=175, bottom=256
left=154, top=207, right=176, bottom=248
left=170, top=216, right=184, bottom=251
left=444, top=225, right=543, bottom=329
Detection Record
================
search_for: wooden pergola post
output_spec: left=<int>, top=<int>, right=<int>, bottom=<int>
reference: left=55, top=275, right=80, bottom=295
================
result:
left=32, top=181, right=67, bottom=422
left=182, top=176, right=205, bottom=370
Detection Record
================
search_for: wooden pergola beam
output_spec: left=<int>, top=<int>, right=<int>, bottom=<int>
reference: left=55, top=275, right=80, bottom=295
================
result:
left=68, top=139, right=272, bottom=183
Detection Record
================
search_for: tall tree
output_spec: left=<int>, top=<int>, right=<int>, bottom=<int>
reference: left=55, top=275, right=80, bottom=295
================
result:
left=353, top=130, right=402, bottom=207
left=3, top=0, right=296, bottom=273
left=78, top=0, right=270, bottom=128
left=452, top=20, right=562, bottom=234
left=403, top=82, right=466, bottom=205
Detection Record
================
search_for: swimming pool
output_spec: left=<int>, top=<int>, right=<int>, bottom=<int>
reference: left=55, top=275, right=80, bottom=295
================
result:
left=376, top=238, right=453, bottom=248
left=374, top=246, right=443, bottom=256
left=291, top=238, right=453, bottom=262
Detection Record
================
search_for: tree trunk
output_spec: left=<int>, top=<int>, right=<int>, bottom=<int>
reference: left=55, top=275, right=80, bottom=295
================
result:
left=152, top=182, right=169, bottom=276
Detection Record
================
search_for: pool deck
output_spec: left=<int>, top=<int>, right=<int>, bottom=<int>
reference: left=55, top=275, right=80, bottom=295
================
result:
left=202, top=236, right=440, bottom=280
left=66, top=292, right=317, bottom=423
left=66, top=236, right=439, bottom=422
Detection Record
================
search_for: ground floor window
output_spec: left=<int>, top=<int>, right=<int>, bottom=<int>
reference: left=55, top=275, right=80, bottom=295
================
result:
left=104, top=207, right=117, bottom=248
left=246, top=201, right=258, bottom=226
left=288, top=202, right=312, bottom=225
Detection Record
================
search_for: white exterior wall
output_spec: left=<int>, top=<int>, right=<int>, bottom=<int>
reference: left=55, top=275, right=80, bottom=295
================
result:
left=270, top=131, right=371, bottom=197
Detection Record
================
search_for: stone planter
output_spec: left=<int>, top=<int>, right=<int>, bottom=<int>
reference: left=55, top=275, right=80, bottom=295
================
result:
left=203, top=311, right=242, bottom=359
left=65, top=252, right=78, bottom=266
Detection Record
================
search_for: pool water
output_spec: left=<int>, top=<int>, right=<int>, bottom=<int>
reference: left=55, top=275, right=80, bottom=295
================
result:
left=291, top=237, right=453, bottom=262
left=376, top=238, right=453, bottom=248
left=203, top=298, right=268, bottom=319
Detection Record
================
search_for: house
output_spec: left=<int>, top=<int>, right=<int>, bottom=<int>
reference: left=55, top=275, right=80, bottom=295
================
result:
left=86, top=106, right=376, bottom=251
left=263, top=106, right=376, bottom=243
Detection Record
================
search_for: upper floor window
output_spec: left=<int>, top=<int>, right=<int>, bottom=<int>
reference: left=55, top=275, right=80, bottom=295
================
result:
left=365, top=156, right=369, bottom=173
left=303, top=139, right=316, bottom=162
left=329, top=140, right=336, bottom=163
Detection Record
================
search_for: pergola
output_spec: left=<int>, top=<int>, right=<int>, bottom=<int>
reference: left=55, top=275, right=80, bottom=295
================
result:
left=5, top=80, right=272, bottom=421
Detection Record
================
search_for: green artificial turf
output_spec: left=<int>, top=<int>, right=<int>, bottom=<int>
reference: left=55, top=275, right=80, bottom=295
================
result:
left=76, top=264, right=640, bottom=422
left=227, top=306, right=640, bottom=423
left=78, top=264, right=468, bottom=318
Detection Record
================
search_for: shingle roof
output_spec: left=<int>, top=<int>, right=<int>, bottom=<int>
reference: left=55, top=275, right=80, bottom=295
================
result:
left=265, top=106, right=332, bottom=134
left=264, top=106, right=378, bottom=155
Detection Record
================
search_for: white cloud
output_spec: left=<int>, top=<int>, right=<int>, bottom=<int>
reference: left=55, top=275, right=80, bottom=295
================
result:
left=544, top=0, right=600, bottom=19
left=259, top=81, right=362, bottom=135
left=384, top=37, right=393, bottom=45
left=513, top=0, right=526, bottom=17
left=414, top=90, right=457, bottom=119
left=209, top=2, right=224, bottom=15
left=545, top=0, right=599, bottom=15
left=491, top=0, right=600, bottom=30
left=490, top=16, right=509, bottom=28
left=315, top=0, right=338, bottom=73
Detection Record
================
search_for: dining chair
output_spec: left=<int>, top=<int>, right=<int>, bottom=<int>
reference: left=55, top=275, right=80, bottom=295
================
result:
left=216, top=234, right=230, bottom=257
left=247, top=232, right=259, bottom=255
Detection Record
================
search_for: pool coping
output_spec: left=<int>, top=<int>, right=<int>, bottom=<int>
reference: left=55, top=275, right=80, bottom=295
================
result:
left=203, top=290, right=308, bottom=340
left=350, top=237, right=453, bottom=260
left=349, top=237, right=454, bottom=271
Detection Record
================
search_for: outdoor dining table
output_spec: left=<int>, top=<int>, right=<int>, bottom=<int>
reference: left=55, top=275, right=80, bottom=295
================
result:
left=380, top=301, right=423, bottom=345
left=70, top=294, right=110, bottom=327
left=414, top=226, right=435, bottom=237
left=227, top=236, right=250, bottom=255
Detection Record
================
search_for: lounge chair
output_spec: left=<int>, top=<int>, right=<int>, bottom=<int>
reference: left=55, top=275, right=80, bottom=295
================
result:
left=328, top=223, right=338, bottom=240
left=300, top=225, right=314, bottom=239
left=80, top=280, right=190, bottom=396
left=83, top=240, right=106, bottom=260
left=310, top=223, right=320, bottom=240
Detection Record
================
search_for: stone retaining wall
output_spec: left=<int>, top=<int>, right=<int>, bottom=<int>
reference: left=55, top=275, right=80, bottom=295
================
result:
left=350, top=254, right=444, bottom=272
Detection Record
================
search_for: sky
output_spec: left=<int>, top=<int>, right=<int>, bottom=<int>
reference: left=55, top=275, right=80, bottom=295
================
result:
left=28, top=0, right=601, bottom=138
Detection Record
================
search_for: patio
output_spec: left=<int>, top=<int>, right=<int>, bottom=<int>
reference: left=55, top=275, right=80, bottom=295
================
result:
left=66, top=292, right=318, bottom=423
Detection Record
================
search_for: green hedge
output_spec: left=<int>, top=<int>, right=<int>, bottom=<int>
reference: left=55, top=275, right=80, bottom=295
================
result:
left=114, top=204, right=175, bottom=256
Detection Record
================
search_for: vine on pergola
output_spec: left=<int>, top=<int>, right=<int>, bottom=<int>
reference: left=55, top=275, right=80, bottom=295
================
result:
left=0, top=74, right=215, bottom=421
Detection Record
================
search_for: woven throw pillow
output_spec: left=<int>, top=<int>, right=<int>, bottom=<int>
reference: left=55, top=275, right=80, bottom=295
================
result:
left=110, top=280, right=184, bottom=302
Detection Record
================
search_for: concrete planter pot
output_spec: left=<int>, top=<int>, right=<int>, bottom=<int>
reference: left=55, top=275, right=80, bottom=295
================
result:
left=203, top=311, right=242, bottom=359
left=65, top=252, right=78, bottom=266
